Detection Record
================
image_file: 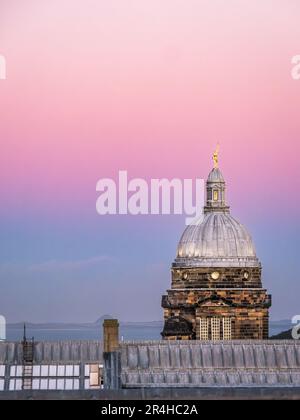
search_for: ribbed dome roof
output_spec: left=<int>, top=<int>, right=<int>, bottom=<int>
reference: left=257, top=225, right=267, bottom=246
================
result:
left=174, top=166, right=260, bottom=268
left=207, top=167, right=225, bottom=183
left=175, top=212, right=258, bottom=267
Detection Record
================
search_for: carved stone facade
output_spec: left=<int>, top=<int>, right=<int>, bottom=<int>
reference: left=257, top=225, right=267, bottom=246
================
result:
left=161, top=164, right=271, bottom=340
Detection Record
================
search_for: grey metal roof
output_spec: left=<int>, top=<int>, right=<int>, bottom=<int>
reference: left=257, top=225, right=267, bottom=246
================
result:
left=176, top=213, right=258, bottom=266
left=0, top=341, right=103, bottom=364
left=120, top=340, right=300, bottom=388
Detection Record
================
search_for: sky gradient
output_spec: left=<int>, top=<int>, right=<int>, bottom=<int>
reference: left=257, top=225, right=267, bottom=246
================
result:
left=0, top=0, right=300, bottom=323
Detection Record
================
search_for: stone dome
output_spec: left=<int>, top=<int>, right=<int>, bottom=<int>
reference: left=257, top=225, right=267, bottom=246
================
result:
left=174, top=167, right=260, bottom=268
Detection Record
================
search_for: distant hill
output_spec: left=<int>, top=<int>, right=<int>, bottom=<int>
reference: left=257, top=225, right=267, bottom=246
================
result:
left=270, top=329, right=293, bottom=340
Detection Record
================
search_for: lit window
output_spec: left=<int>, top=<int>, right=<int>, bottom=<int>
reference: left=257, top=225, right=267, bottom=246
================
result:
left=65, top=365, right=74, bottom=377
left=49, top=365, right=57, bottom=376
left=213, top=190, right=219, bottom=201
left=9, top=380, right=15, bottom=391
left=40, top=379, right=48, bottom=390
left=15, top=379, right=22, bottom=390
left=90, top=364, right=100, bottom=387
left=9, top=365, right=23, bottom=377
left=57, top=379, right=65, bottom=390
left=0, top=365, right=5, bottom=377
left=5, top=363, right=86, bottom=392
left=65, top=379, right=73, bottom=390
left=32, top=366, right=41, bottom=376
left=41, top=365, right=49, bottom=377
left=85, top=364, right=103, bottom=389
left=57, top=365, right=65, bottom=376
left=9, top=380, right=14, bottom=391
left=199, top=318, right=209, bottom=340
left=0, top=379, right=5, bottom=391
left=84, top=365, right=90, bottom=376
left=32, top=379, right=40, bottom=390
left=48, top=379, right=56, bottom=390
left=9, top=379, right=22, bottom=391
left=222, top=318, right=232, bottom=340
left=211, top=318, right=221, bottom=340
left=73, top=379, right=80, bottom=390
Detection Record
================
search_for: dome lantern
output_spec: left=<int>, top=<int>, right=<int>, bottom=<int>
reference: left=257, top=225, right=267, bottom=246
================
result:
left=204, top=167, right=230, bottom=214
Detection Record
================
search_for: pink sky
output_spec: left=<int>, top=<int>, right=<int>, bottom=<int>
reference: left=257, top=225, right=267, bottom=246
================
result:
left=0, top=0, right=299, bottom=321
left=1, top=0, right=300, bottom=217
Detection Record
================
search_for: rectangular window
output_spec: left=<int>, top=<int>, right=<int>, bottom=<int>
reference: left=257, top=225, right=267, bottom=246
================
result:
left=85, top=364, right=104, bottom=389
left=49, top=365, right=57, bottom=376
left=48, top=379, right=57, bottom=390
left=211, top=318, right=221, bottom=340
left=65, top=378, right=73, bottom=390
left=9, top=379, right=22, bottom=391
left=90, top=364, right=100, bottom=387
left=0, top=365, right=5, bottom=377
left=10, top=365, right=23, bottom=377
left=32, top=366, right=41, bottom=377
left=40, top=379, right=48, bottom=390
left=57, top=365, right=65, bottom=376
left=0, top=379, right=4, bottom=391
left=32, top=379, right=40, bottom=390
left=65, top=365, right=74, bottom=377
left=199, top=318, right=209, bottom=340
left=41, top=365, right=49, bottom=377
left=199, top=317, right=233, bottom=340
left=222, top=318, right=232, bottom=340
left=213, top=190, right=219, bottom=201
left=5, top=363, right=88, bottom=391
left=57, top=379, right=65, bottom=390
left=73, top=379, right=80, bottom=390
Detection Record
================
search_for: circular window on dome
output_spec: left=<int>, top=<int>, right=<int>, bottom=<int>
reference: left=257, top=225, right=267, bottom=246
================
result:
left=211, top=271, right=220, bottom=280
left=243, top=271, right=250, bottom=280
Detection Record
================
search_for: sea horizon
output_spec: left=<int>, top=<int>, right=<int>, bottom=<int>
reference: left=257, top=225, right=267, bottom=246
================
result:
left=4, top=319, right=293, bottom=342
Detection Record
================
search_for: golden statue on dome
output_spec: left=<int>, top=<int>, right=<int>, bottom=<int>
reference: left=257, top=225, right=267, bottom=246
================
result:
left=213, top=143, right=220, bottom=169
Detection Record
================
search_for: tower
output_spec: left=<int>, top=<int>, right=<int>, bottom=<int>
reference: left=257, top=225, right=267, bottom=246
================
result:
left=161, top=152, right=271, bottom=340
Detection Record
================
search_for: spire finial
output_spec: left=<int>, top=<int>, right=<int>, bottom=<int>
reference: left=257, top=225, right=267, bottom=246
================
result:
left=213, top=143, right=220, bottom=169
